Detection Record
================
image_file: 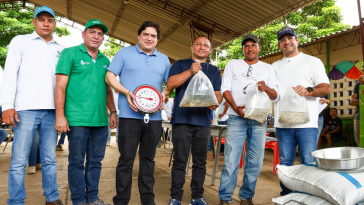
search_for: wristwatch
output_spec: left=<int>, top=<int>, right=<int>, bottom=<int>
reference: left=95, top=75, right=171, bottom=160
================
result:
left=307, top=87, right=314, bottom=96
left=110, top=111, right=117, bottom=115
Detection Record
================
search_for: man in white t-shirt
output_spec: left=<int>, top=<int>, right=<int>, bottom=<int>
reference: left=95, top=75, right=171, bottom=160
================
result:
left=219, top=34, right=279, bottom=205
left=273, top=27, right=331, bottom=196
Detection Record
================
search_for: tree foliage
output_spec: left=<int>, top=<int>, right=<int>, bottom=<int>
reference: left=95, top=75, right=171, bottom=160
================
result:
left=0, top=3, right=71, bottom=68
left=212, top=0, right=351, bottom=68
left=102, top=37, right=126, bottom=59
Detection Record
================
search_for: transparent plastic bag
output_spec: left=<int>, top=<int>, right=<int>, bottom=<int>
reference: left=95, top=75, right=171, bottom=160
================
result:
left=180, top=70, right=218, bottom=107
left=278, top=87, right=309, bottom=123
left=244, top=84, right=271, bottom=124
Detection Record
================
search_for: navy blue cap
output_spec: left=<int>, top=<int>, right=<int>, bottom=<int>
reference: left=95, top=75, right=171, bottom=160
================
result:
left=34, top=6, right=55, bottom=19
left=277, top=27, right=297, bottom=40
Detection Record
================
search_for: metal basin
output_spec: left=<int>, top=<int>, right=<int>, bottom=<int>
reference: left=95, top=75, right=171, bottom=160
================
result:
left=311, top=147, right=364, bottom=170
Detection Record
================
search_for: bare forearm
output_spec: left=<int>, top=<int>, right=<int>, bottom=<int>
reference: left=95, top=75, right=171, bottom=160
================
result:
left=265, top=88, right=278, bottom=100
left=106, top=85, right=116, bottom=112
left=166, top=70, right=192, bottom=90
left=222, top=103, right=229, bottom=116
left=55, top=86, right=66, bottom=117
left=223, top=91, right=238, bottom=113
left=162, top=87, right=173, bottom=96
left=105, top=71, right=129, bottom=95
left=216, top=91, right=223, bottom=104
left=313, top=83, right=331, bottom=97
left=350, top=99, right=359, bottom=106
left=328, top=127, right=341, bottom=134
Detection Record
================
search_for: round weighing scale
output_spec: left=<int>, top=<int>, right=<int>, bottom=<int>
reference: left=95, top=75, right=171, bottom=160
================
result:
left=133, top=84, right=162, bottom=123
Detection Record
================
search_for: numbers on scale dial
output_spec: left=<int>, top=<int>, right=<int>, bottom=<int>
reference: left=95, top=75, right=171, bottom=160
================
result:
left=136, top=88, right=160, bottom=110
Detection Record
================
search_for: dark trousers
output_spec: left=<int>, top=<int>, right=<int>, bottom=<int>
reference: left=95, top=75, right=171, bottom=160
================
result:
left=67, top=126, right=108, bottom=205
left=170, top=124, right=210, bottom=201
left=113, top=118, right=162, bottom=205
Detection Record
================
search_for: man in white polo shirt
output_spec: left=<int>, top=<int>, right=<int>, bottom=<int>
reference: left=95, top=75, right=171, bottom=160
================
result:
left=0, top=6, right=64, bottom=205
left=273, top=27, right=331, bottom=196
left=219, top=34, right=278, bottom=205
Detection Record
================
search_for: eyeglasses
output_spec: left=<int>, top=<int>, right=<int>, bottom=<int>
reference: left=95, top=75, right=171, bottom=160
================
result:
left=247, top=66, right=253, bottom=77
left=279, top=36, right=296, bottom=44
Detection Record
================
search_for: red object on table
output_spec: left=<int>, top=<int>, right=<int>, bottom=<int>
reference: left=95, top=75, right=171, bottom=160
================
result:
left=214, top=136, right=280, bottom=174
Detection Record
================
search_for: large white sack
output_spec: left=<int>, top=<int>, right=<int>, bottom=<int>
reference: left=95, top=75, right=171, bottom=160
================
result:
left=273, top=192, right=333, bottom=205
left=277, top=164, right=364, bottom=205
left=272, top=192, right=364, bottom=205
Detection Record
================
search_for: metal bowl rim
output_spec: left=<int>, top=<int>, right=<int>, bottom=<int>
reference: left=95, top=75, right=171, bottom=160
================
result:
left=312, top=147, right=364, bottom=161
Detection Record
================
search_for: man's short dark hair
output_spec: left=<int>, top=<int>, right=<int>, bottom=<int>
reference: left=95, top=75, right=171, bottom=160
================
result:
left=331, top=108, right=338, bottom=112
left=138, top=21, right=161, bottom=39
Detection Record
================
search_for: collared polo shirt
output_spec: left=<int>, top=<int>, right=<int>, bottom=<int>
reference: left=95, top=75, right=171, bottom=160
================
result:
left=0, top=31, right=65, bottom=111
left=168, top=59, right=222, bottom=127
left=107, top=44, right=171, bottom=121
left=56, top=44, right=110, bottom=126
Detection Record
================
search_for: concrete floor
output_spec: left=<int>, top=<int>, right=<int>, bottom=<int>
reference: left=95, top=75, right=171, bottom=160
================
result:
left=0, top=136, right=295, bottom=205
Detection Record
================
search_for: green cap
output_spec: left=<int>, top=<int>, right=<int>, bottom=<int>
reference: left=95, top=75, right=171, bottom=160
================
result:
left=85, top=19, right=108, bottom=34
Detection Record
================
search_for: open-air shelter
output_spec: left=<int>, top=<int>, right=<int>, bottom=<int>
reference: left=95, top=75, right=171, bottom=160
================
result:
left=1, top=0, right=364, bottom=143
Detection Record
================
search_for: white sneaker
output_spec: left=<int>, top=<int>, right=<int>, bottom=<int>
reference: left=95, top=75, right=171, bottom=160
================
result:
left=106, top=141, right=110, bottom=146
left=27, top=166, right=36, bottom=174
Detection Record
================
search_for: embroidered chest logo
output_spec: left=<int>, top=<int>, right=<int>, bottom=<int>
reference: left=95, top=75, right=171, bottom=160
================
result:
left=55, top=50, right=61, bottom=58
left=81, top=60, right=90, bottom=65
left=103, top=64, right=108, bottom=69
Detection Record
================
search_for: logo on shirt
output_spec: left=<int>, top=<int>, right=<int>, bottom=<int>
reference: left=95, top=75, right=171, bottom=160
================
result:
left=80, top=60, right=90, bottom=65
left=55, top=50, right=61, bottom=58
left=103, top=64, right=108, bottom=69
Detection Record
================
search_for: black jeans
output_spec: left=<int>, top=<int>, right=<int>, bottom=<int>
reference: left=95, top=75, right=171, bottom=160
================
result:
left=113, top=118, right=162, bottom=205
left=170, top=124, right=210, bottom=201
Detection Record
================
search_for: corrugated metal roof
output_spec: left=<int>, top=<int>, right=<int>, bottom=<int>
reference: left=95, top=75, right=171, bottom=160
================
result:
left=259, top=25, right=360, bottom=59
left=2, top=0, right=322, bottom=60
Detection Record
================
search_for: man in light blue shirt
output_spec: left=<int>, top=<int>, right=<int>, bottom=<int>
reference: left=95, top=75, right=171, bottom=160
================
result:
left=105, top=21, right=171, bottom=205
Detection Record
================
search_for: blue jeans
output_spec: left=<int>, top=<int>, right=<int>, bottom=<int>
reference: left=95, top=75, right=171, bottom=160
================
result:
left=219, top=115, right=267, bottom=202
left=67, top=126, right=108, bottom=205
left=0, top=128, right=8, bottom=145
left=58, top=133, right=67, bottom=145
left=317, top=116, right=324, bottom=143
left=8, top=110, right=59, bottom=205
left=107, top=117, right=119, bottom=143
left=28, top=131, right=41, bottom=167
left=219, top=121, right=228, bottom=125
left=276, top=128, right=318, bottom=196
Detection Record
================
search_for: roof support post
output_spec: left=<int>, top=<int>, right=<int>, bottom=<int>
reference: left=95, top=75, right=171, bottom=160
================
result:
left=357, top=0, right=364, bottom=148
left=66, top=0, right=72, bottom=20
left=109, top=1, right=126, bottom=36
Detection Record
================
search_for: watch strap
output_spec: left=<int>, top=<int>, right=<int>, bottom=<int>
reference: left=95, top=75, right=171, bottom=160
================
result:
left=110, top=111, right=117, bottom=115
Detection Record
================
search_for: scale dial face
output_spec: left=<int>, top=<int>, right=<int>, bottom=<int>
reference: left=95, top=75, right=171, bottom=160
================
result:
left=133, top=85, right=162, bottom=113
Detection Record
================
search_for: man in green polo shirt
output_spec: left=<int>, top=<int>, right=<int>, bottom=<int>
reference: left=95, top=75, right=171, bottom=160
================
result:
left=55, top=19, right=117, bottom=205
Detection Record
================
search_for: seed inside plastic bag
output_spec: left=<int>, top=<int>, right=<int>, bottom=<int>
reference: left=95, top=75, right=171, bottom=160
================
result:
left=180, top=94, right=218, bottom=107
left=245, top=108, right=270, bottom=124
left=278, top=111, right=309, bottom=123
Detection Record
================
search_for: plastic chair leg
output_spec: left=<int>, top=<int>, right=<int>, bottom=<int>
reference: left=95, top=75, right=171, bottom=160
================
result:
left=273, top=142, right=280, bottom=175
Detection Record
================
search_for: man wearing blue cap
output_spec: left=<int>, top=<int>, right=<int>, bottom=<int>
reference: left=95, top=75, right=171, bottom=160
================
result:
left=0, top=6, right=64, bottom=205
left=273, top=27, right=331, bottom=196
left=55, top=19, right=116, bottom=205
